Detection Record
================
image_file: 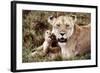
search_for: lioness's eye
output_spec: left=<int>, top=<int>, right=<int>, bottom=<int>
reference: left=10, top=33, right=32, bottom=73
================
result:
left=66, top=24, right=69, bottom=27
left=57, top=24, right=60, bottom=27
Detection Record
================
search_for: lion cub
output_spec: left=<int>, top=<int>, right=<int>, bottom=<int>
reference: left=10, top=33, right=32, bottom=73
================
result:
left=31, top=30, right=61, bottom=59
left=42, top=30, right=52, bottom=54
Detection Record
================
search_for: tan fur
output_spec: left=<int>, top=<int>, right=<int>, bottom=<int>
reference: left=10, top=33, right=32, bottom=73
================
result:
left=48, top=15, right=90, bottom=59
left=31, top=30, right=52, bottom=56
left=43, top=30, right=52, bottom=54
left=31, top=30, right=61, bottom=60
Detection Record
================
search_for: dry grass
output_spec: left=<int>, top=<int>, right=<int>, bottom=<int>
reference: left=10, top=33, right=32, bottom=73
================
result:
left=22, top=10, right=91, bottom=63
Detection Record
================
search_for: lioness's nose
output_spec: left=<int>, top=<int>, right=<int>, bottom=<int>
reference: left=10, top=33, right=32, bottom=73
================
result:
left=60, top=32, right=65, bottom=36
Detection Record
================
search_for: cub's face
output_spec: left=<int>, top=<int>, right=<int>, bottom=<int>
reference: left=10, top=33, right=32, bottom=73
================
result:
left=48, top=15, right=76, bottom=43
left=45, top=30, right=51, bottom=37
left=44, top=30, right=52, bottom=41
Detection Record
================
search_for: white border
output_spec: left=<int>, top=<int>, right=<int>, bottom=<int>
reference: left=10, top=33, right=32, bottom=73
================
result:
left=16, top=3, right=96, bottom=70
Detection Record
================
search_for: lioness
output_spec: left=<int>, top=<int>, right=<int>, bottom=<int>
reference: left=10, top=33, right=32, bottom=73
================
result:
left=48, top=15, right=91, bottom=59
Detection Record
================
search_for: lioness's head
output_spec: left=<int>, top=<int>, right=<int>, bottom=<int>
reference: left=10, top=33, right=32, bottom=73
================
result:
left=48, top=15, right=76, bottom=43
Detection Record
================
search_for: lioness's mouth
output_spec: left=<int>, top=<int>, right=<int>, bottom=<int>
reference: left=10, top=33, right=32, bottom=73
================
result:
left=58, top=38, right=67, bottom=43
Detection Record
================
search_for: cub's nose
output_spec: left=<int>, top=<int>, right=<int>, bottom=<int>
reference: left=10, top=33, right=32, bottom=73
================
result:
left=60, top=32, right=65, bottom=36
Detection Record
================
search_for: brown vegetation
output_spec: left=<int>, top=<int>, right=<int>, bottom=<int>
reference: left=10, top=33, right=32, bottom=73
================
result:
left=22, top=10, right=91, bottom=63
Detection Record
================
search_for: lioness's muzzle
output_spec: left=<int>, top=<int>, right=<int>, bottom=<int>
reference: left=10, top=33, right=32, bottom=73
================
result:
left=58, top=38, right=67, bottom=43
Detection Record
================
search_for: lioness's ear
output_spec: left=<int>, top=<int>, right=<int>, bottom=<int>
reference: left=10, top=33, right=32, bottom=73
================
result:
left=48, top=16, right=56, bottom=25
left=70, top=15, right=77, bottom=23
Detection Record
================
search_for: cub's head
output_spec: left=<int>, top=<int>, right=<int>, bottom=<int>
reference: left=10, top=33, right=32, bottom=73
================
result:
left=48, top=15, right=77, bottom=43
left=44, top=30, right=52, bottom=41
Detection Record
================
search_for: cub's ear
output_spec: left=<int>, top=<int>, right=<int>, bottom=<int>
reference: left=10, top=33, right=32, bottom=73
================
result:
left=48, top=16, right=56, bottom=25
left=69, top=15, right=77, bottom=23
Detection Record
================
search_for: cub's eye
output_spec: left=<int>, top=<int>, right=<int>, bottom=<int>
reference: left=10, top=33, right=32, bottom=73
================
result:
left=56, top=24, right=60, bottom=27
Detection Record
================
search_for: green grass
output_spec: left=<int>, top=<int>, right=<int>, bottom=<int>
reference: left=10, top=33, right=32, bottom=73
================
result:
left=22, top=47, right=90, bottom=63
